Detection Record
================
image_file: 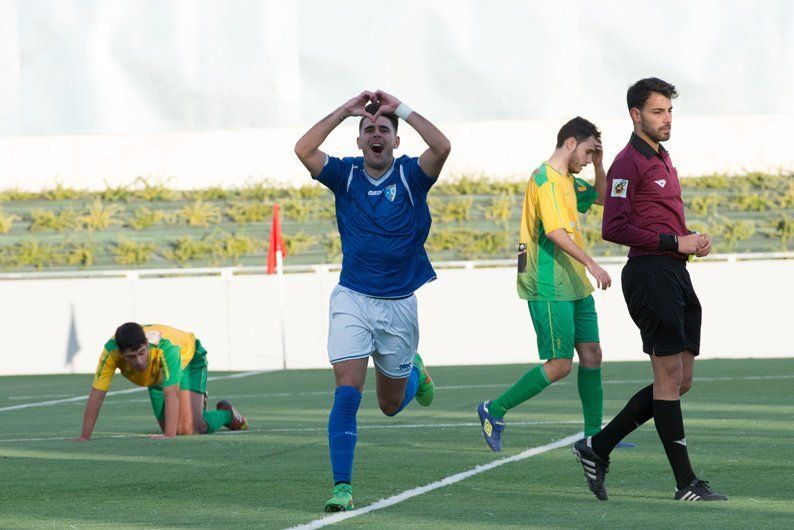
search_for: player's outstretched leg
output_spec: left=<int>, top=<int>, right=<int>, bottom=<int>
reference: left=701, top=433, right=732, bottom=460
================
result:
left=674, top=479, right=727, bottom=501
left=215, top=399, right=248, bottom=431
left=326, top=385, right=362, bottom=512
left=572, top=436, right=610, bottom=500
left=477, top=364, right=551, bottom=451
left=413, top=353, right=434, bottom=407
left=476, top=400, right=505, bottom=452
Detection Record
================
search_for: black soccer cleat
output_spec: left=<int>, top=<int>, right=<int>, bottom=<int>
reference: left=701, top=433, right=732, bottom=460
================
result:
left=572, top=437, right=610, bottom=500
left=675, top=479, right=728, bottom=501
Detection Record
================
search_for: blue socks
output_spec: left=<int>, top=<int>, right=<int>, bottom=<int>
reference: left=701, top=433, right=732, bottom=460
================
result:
left=387, top=365, right=420, bottom=417
left=328, top=370, right=419, bottom=484
left=328, top=385, right=362, bottom=484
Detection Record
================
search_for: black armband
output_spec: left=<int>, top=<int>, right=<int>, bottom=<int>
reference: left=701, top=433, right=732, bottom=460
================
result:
left=658, top=233, right=678, bottom=252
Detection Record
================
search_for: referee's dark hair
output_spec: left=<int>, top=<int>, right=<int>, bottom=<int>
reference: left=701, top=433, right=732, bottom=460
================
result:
left=359, top=102, right=399, bottom=133
left=627, top=77, right=679, bottom=111
left=115, top=322, right=147, bottom=352
left=555, top=116, right=601, bottom=148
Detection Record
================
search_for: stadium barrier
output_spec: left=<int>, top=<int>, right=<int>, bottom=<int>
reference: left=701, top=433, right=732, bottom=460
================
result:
left=1, top=253, right=791, bottom=376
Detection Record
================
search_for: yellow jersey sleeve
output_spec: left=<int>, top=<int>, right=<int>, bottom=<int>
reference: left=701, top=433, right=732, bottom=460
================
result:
left=536, top=181, right=568, bottom=234
left=92, top=341, right=120, bottom=392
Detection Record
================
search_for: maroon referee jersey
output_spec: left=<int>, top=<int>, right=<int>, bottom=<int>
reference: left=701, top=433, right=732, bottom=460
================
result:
left=601, top=133, right=689, bottom=258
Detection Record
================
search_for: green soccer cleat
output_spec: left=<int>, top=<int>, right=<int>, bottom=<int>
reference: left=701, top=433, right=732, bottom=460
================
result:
left=413, top=353, right=435, bottom=407
left=324, top=483, right=354, bottom=512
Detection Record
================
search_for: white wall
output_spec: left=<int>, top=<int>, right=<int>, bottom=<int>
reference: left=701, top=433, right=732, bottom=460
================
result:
left=1, top=114, right=790, bottom=191
left=1, top=257, right=791, bottom=376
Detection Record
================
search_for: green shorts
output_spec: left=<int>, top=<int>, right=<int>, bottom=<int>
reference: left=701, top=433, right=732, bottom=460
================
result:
left=148, top=340, right=208, bottom=421
left=528, top=295, right=599, bottom=360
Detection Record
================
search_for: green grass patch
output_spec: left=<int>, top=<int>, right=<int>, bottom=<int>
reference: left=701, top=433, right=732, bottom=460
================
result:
left=0, top=358, right=791, bottom=528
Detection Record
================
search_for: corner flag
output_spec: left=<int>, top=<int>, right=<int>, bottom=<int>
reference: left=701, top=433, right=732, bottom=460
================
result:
left=267, top=204, right=287, bottom=275
left=267, top=203, right=289, bottom=368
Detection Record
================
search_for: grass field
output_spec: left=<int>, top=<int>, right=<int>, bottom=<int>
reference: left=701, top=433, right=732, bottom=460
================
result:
left=1, top=358, right=792, bottom=529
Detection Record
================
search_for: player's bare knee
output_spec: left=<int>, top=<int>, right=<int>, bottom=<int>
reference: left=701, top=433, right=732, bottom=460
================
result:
left=679, top=378, right=693, bottom=395
left=379, top=397, right=402, bottom=416
left=576, top=343, right=602, bottom=367
left=544, top=359, right=572, bottom=382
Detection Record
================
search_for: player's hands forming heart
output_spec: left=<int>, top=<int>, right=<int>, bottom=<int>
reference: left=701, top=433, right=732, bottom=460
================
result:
left=342, top=91, right=376, bottom=121
left=372, top=90, right=402, bottom=121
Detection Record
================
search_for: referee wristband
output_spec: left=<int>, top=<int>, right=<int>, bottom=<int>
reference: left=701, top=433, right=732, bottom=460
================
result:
left=394, top=102, right=413, bottom=121
left=658, top=233, right=678, bottom=252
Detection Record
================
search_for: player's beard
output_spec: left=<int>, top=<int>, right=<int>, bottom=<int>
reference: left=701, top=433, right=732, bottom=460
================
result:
left=641, top=120, right=671, bottom=143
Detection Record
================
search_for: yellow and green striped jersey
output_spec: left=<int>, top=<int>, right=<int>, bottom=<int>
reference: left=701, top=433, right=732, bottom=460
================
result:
left=92, top=324, right=197, bottom=391
left=517, top=162, right=597, bottom=301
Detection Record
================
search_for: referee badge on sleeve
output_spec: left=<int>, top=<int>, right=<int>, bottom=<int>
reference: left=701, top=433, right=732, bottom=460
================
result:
left=611, top=179, right=628, bottom=198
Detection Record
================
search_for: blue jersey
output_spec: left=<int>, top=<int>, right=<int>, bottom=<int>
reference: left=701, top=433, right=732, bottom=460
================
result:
left=314, top=154, right=437, bottom=298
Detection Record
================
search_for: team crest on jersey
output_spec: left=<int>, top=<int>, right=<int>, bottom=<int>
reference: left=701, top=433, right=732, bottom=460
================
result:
left=384, top=184, right=397, bottom=202
left=611, top=179, right=628, bottom=198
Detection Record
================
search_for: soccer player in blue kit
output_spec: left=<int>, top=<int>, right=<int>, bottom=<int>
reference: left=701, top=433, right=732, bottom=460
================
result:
left=294, top=90, right=451, bottom=512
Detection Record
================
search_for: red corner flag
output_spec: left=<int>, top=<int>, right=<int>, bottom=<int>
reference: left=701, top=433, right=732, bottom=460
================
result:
left=267, top=203, right=287, bottom=274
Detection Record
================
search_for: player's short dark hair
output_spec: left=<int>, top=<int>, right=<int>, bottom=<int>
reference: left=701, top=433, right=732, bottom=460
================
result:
left=358, top=102, right=399, bottom=133
left=555, top=116, right=601, bottom=148
left=627, top=77, right=678, bottom=110
left=115, top=322, right=147, bottom=352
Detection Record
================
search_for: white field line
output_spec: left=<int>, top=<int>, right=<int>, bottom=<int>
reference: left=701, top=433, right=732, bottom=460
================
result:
left=287, top=432, right=582, bottom=530
left=3, top=373, right=792, bottom=412
left=0, top=370, right=272, bottom=413
left=0, top=419, right=581, bottom=444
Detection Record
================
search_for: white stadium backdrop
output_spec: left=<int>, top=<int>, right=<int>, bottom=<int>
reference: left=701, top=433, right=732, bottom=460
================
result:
left=0, top=0, right=793, bottom=189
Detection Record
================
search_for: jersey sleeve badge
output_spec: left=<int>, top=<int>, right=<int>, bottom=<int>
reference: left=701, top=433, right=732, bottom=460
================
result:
left=611, top=179, right=628, bottom=198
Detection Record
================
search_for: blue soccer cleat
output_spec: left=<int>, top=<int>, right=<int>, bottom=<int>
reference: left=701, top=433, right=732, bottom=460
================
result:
left=476, top=401, right=505, bottom=452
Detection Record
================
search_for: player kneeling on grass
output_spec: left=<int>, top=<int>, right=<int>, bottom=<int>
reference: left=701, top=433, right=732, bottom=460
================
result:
left=76, top=323, right=247, bottom=440
left=477, top=117, right=611, bottom=451
left=295, top=90, right=450, bottom=512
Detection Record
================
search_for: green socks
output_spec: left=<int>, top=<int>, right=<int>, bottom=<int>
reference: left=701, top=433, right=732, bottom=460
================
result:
left=488, top=364, right=602, bottom=432
left=203, top=409, right=232, bottom=433
left=489, top=365, right=551, bottom=419
left=577, top=366, right=603, bottom=436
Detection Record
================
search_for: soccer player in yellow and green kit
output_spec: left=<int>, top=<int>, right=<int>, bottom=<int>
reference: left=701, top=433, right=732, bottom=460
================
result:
left=477, top=117, right=611, bottom=451
left=76, top=322, right=247, bottom=440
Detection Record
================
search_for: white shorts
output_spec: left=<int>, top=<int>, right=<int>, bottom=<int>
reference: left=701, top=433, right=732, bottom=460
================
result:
left=327, top=284, right=419, bottom=379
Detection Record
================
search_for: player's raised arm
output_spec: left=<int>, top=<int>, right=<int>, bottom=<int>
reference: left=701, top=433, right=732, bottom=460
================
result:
left=592, top=141, right=608, bottom=205
left=373, top=90, right=451, bottom=178
left=75, top=387, right=107, bottom=441
left=294, top=91, right=376, bottom=177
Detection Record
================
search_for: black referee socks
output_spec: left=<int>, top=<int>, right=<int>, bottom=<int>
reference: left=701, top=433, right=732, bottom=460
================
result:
left=591, top=384, right=654, bottom=459
left=653, top=399, right=697, bottom=489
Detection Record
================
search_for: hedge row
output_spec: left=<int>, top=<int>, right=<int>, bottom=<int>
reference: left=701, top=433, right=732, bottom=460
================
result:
left=0, top=174, right=791, bottom=271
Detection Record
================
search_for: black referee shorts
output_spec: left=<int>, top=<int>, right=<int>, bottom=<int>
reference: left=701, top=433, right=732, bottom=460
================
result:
left=621, top=255, right=702, bottom=357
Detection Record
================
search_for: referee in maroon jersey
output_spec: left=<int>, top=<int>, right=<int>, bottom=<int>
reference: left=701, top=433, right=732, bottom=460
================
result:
left=571, top=78, right=727, bottom=502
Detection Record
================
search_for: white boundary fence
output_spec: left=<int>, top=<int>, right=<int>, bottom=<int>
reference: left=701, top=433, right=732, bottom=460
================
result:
left=1, top=253, right=792, bottom=376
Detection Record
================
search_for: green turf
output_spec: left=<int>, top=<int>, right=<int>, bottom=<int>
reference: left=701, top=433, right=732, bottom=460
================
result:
left=1, top=359, right=792, bottom=528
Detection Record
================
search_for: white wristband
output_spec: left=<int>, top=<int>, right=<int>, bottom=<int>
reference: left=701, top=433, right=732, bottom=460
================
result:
left=394, top=102, right=413, bottom=121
